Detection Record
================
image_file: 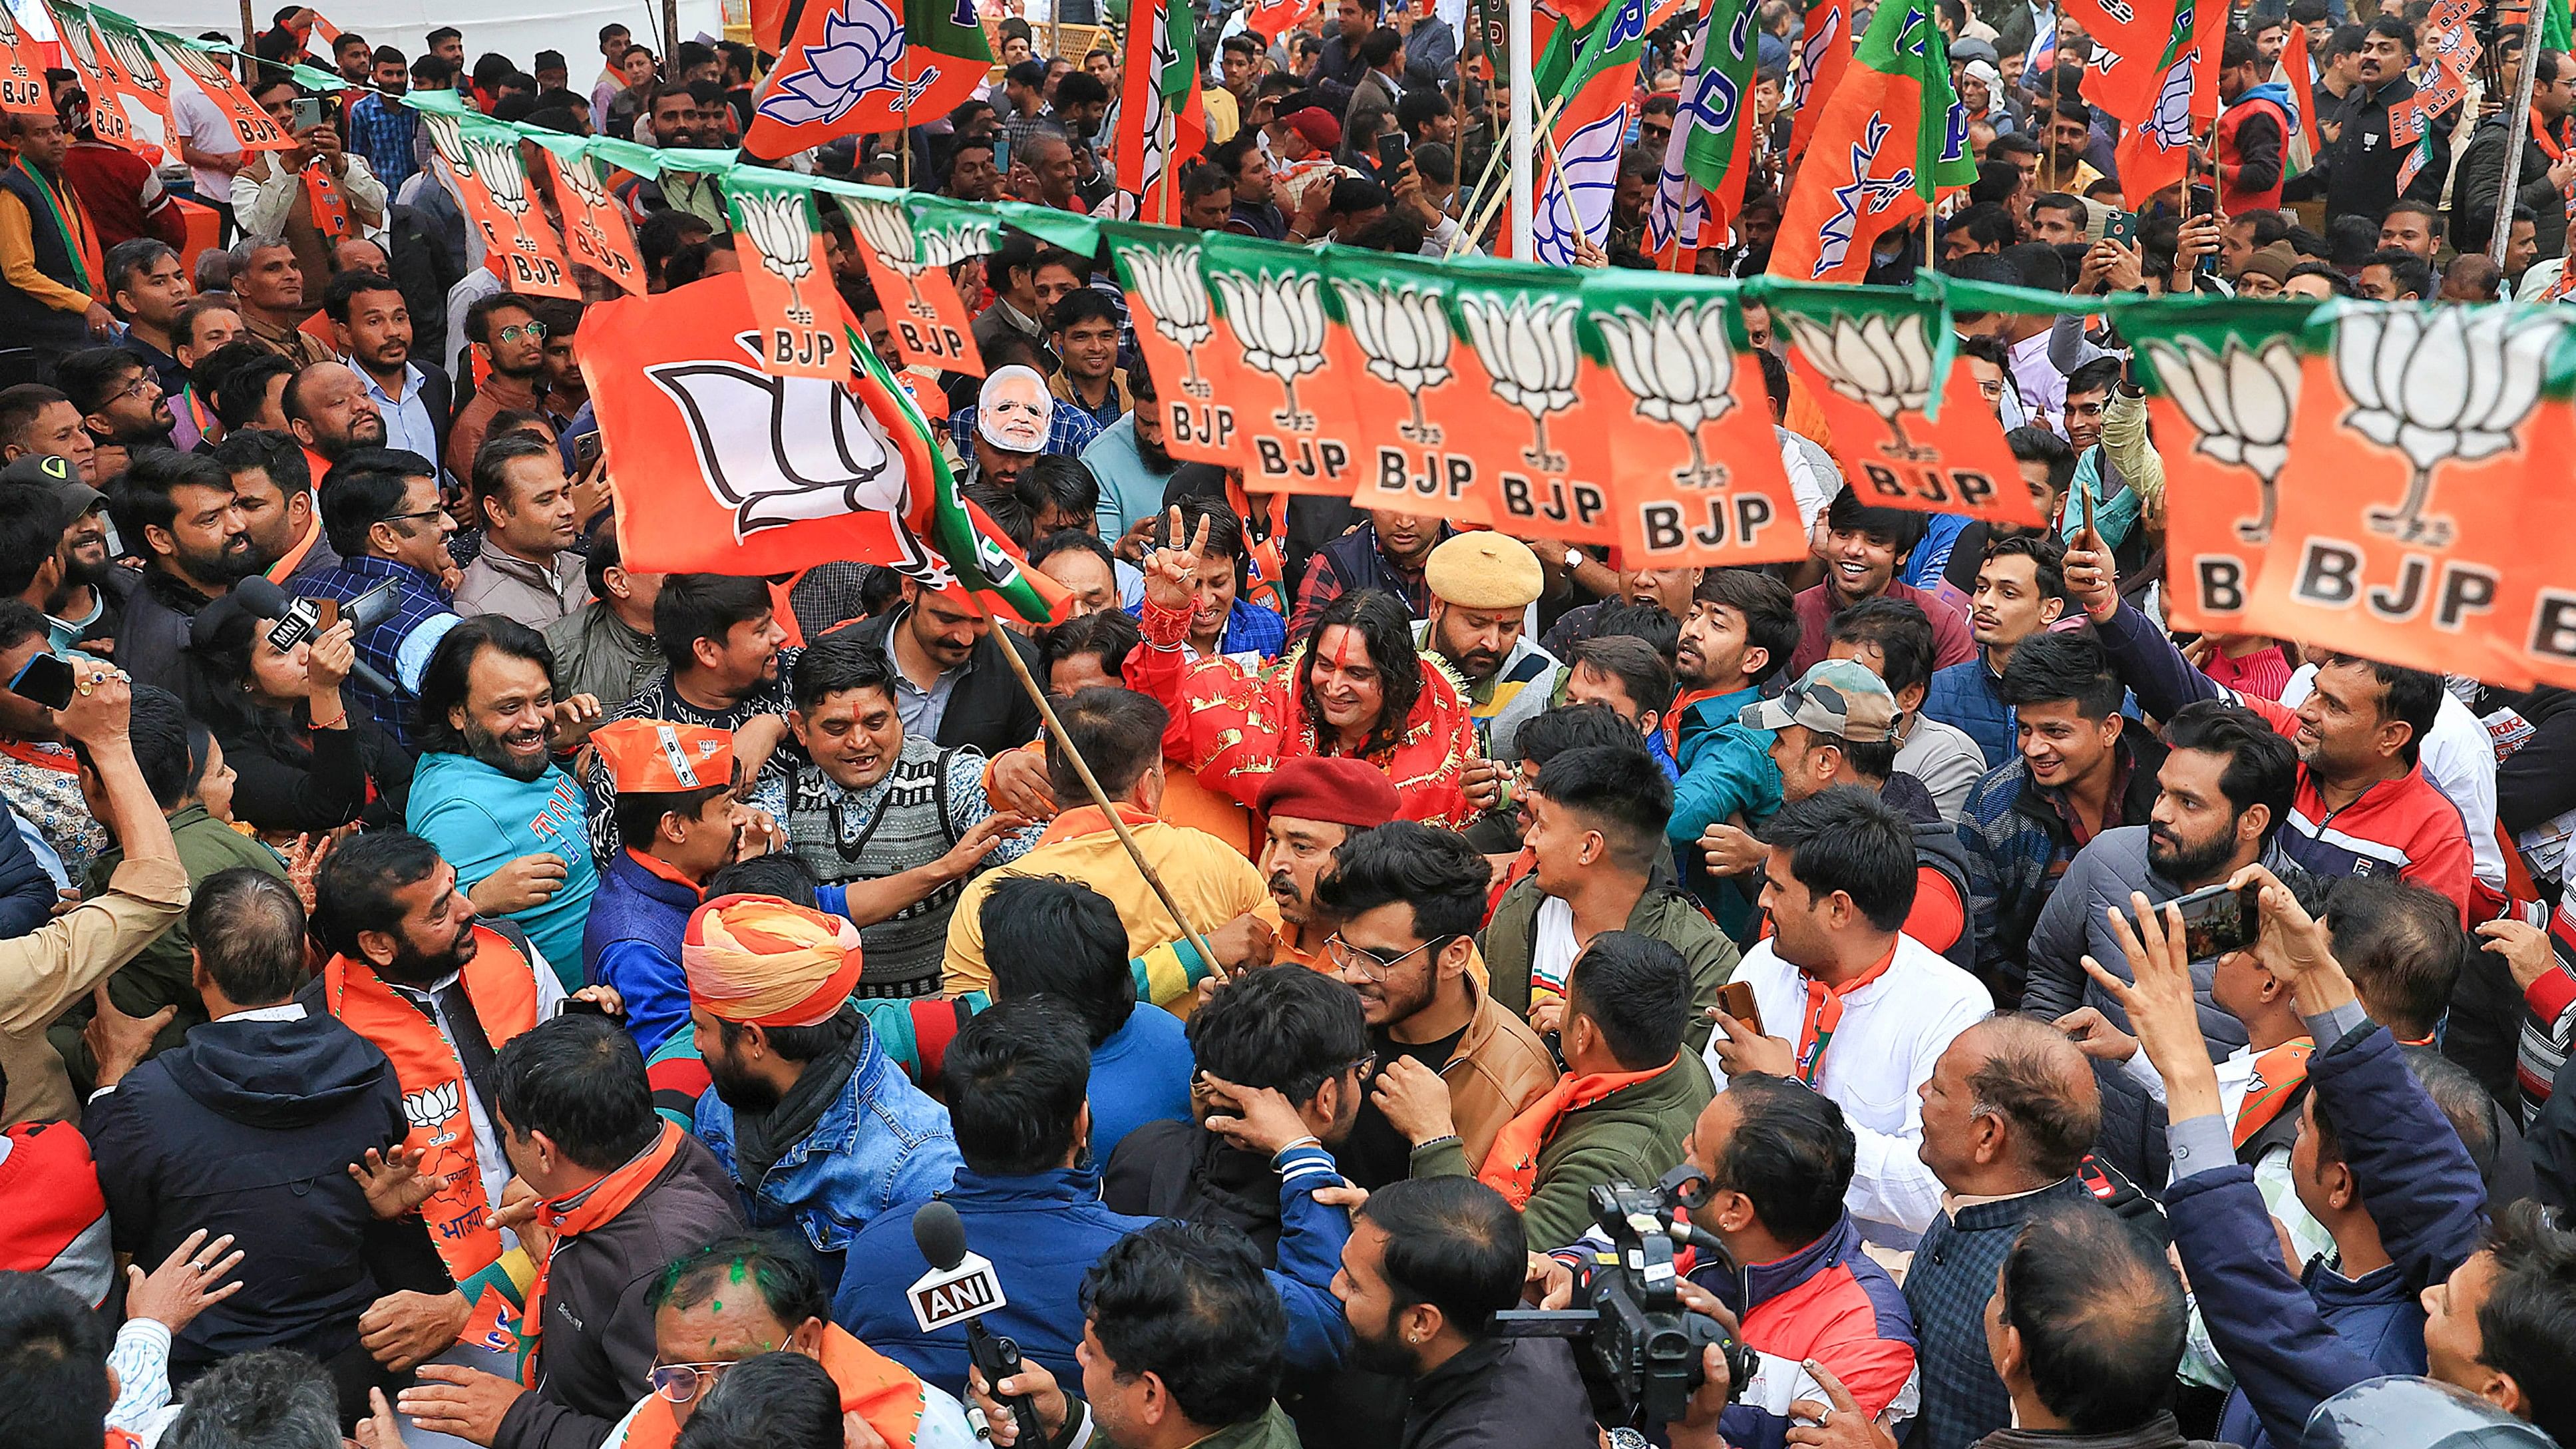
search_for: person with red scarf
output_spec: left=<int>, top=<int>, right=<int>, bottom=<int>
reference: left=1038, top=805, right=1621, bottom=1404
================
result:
left=392, top=1013, right=740, bottom=1449
left=1124, top=508, right=1495, bottom=832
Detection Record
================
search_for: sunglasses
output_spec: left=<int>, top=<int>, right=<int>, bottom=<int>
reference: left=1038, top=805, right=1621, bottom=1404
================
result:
left=649, top=1362, right=731, bottom=1404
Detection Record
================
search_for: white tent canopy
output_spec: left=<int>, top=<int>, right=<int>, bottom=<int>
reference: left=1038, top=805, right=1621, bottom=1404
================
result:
left=102, top=0, right=727, bottom=93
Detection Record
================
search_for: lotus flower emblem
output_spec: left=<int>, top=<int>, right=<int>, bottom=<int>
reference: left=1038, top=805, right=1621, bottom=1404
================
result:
left=736, top=189, right=818, bottom=321
left=1211, top=269, right=1330, bottom=431
left=919, top=223, right=994, bottom=268
left=1129, top=244, right=1214, bottom=398
left=423, top=112, right=469, bottom=174
left=55, top=13, right=101, bottom=77
left=165, top=37, right=228, bottom=87
left=2137, top=335, right=2301, bottom=543
left=1596, top=301, right=1743, bottom=488
left=2334, top=305, right=2567, bottom=547
left=1457, top=292, right=1583, bottom=472
left=758, top=0, right=934, bottom=130
left=103, top=27, right=162, bottom=99
left=465, top=136, right=532, bottom=220
left=552, top=151, right=614, bottom=212
left=1334, top=279, right=1453, bottom=443
left=1533, top=106, right=1630, bottom=269
left=842, top=196, right=938, bottom=320
left=1782, top=310, right=1941, bottom=460
left=650, top=331, right=928, bottom=545
left=403, top=1081, right=460, bottom=1136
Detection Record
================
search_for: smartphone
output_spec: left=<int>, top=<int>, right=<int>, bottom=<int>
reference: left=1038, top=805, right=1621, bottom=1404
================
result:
left=290, top=97, right=326, bottom=132
left=2157, top=881, right=2265, bottom=960
left=316, top=597, right=339, bottom=630
left=2102, top=209, right=2140, bottom=246
left=555, top=996, right=610, bottom=1018
left=572, top=429, right=604, bottom=475
left=1716, top=980, right=1764, bottom=1038
left=7, top=652, right=73, bottom=711
left=1375, top=130, right=1409, bottom=174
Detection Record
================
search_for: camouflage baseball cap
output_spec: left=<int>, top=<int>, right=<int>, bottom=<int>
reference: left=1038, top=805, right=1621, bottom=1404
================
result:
left=1738, top=660, right=1899, bottom=743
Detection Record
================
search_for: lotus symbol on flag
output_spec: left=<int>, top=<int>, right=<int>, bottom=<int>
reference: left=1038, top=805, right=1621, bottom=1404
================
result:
left=1596, top=302, right=1742, bottom=488
left=738, top=190, right=819, bottom=323
left=920, top=223, right=994, bottom=269
left=166, top=37, right=227, bottom=89
left=1333, top=279, right=1452, bottom=442
left=649, top=331, right=924, bottom=543
left=759, top=0, right=933, bottom=130
left=2137, top=335, right=2300, bottom=543
left=103, top=28, right=161, bottom=97
left=1456, top=292, right=1583, bottom=472
left=844, top=197, right=938, bottom=319
left=423, top=113, right=470, bottom=174
left=1211, top=270, right=1330, bottom=430
left=1782, top=310, right=1941, bottom=460
left=466, top=136, right=532, bottom=220
left=56, top=15, right=99, bottom=75
left=2334, top=305, right=2566, bottom=547
left=1129, top=244, right=1216, bottom=399
left=553, top=151, right=614, bottom=213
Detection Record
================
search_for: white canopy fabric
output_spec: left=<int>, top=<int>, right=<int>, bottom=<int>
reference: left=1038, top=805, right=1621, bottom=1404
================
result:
left=103, top=0, right=727, bottom=91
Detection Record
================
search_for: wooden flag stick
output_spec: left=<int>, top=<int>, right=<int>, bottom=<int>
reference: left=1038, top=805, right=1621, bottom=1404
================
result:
left=960, top=590, right=1224, bottom=979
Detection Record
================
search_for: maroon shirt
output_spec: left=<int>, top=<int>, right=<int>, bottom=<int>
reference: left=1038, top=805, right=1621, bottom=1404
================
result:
left=62, top=138, right=185, bottom=254
left=1789, top=579, right=1978, bottom=678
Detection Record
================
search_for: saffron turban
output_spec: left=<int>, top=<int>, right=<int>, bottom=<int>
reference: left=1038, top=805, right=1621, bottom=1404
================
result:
left=681, top=893, right=864, bottom=1028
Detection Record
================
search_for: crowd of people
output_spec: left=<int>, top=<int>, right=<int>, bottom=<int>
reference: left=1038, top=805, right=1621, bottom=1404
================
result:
left=0, top=3, right=2571, bottom=1449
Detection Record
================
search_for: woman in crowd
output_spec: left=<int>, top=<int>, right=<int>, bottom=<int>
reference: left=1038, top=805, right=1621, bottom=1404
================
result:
left=181, top=601, right=413, bottom=839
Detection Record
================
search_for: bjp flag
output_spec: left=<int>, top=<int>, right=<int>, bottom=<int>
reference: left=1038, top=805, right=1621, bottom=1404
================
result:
left=532, top=136, right=647, bottom=295
left=417, top=106, right=581, bottom=300
left=1769, top=0, right=1974, bottom=283
left=837, top=190, right=988, bottom=375
left=741, top=0, right=992, bottom=161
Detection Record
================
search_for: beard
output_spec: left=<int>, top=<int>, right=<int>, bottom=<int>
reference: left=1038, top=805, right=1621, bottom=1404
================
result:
left=1343, top=1321, right=1425, bottom=1379
left=707, top=1050, right=781, bottom=1113
left=1137, top=428, right=1177, bottom=473
left=180, top=534, right=264, bottom=586
left=2147, top=821, right=2238, bottom=887
left=465, top=719, right=556, bottom=782
left=377, top=919, right=479, bottom=986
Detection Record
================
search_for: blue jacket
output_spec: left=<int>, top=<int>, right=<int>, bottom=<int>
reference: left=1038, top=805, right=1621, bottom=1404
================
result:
left=1672, top=684, right=1781, bottom=936
left=2169, top=1017, right=2487, bottom=1449
left=1923, top=657, right=2013, bottom=767
left=695, top=1022, right=964, bottom=1297
left=0, top=795, right=59, bottom=938
left=580, top=849, right=699, bottom=1056
left=1084, top=1006, right=1194, bottom=1161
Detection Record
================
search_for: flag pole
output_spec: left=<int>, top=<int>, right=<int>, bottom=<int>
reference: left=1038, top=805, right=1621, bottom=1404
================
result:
left=959, top=591, right=1225, bottom=978
left=2493, top=21, right=2543, bottom=265
left=1509, top=0, right=1535, bottom=255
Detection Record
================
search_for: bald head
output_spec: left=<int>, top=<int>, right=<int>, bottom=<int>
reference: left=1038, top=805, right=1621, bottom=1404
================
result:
left=1946, top=1014, right=2101, bottom=1183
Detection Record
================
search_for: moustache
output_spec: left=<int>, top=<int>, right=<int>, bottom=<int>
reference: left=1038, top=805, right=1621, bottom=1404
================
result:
left=1267, top=871, right=1301, bottom=901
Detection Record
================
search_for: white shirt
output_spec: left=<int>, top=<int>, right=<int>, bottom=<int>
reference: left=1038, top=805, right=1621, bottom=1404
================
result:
left=395, top=950, right=566, bottom=1228
left=230, top=151, right=388, bottom=240
left=2007, top=329, right=2064, bottom=433
left=2279, top=664, right=2503, bottom=887
left=1706, top=935, right=1992, bottom=1248
left=170, top=83, right=242, bottom=205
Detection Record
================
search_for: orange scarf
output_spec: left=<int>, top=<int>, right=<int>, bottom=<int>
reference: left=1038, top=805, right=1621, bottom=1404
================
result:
left=1663, top=685, right=1726, bottom=756
left=321, top=930, right=540, bottom=1285
left=2536, top=108, right=2576, bottom=222
left=303, top=160, right=353, bottom=240
left=1477, top=1060, right=1674, bottom=1209
left=1793, top=946, right=1897, bottom=1086
left=1036, top=802, right=1159, bottom=848
left=613, top=1326, right=925, bottom=1449
left=519, top=1121, right=686, bottom=1384
left=2232, top=1038, right=2314, bottom=1150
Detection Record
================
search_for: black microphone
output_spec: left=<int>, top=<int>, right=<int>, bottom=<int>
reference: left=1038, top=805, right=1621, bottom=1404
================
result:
left=231, top=577, right=401, bottom=698
left=909, top=1201, right=1043, bottom=1447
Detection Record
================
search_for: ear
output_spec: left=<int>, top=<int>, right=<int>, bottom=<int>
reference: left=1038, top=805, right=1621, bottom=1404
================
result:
left=2237, top=802, right=2271, bottom=847
left=355, top=924, right=400, bottom=968
left=691, top=633, right=725, bottom=672
left=1992, top=1320, right=2027, bottom=1385
left=144, top=522, right=178, bottom=561
left=2037, top=594, right=2065, bottom=626
left=1637, top=709, right=1662, bottom=741
left=1740, top=644, right=1769, bottom=682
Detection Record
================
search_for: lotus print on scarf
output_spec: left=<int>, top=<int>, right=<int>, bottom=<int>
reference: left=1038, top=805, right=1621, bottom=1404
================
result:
left=1333, top=279, right=1453, bottom=443
left=2334, top=305, right=2567, bottom=547
left=1125, top=243, right=1215, bottom=398
left=1595, top=300, right=1743, bottom=487
left=1781, top=308, right=1940, bottom=459
left=2137, top=334, right=2300, bottom=543
left=1210, top=269, right=1330, bottom=430
left=1456, top=291, right=1583, bottom=472
left=403, top=1081, right=462, bottom=1139
left=758, top=0, right=932, bottom=130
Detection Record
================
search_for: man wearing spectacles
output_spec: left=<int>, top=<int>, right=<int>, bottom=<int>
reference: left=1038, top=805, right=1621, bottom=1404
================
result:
left=613, top=1233, right=978, bottom=1449
left=57, top=346, right=174, bottom=452
left=447, top=294, right=552, bottom=488
left=294, top=447, right=462, bottom=749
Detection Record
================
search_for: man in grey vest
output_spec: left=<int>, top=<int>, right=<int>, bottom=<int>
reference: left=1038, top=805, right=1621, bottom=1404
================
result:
left=785, top=630, right=1039, bottom=996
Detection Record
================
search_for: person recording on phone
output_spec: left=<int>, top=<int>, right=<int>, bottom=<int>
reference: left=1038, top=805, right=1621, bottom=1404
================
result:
left=2080, top=871, right=2576, bottom=1449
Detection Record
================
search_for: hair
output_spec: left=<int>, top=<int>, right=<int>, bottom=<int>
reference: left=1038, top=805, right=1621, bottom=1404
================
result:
left=2284, top=260, right=2354, bottom=296
left=108, top=448, right=230, bottom=560
left=405, top=617, right=547, bottom=763
left=1998, top=629, right=2123, bottom=719
left=102, top=238, right=178, bottom=308
left=1079, top=1223, right=1286, bottom=1429
left=2029, top=191, right=2087, bottom=227
left=1997, top=1203, right=2187, bottom=1433
left=1570, top=634, right=1677, bottom=720
left=162, top=1349, right=340, bottom=1449
left=1587, top=600, right=1686, bottom=666
left=0, top=385, right=64, bottom=457
left=69, top=682, right=200, bottom=813
left=1534, top=744, right=1673, bottom=871
left=1945, top=201, right=2017, bottom=252
left=649, top=1232, right=830, bottom=1330
left=1823, top=485, right=1930, bottom=560
left=202, top=347, right=291, bottom=433
left=1395, top=89, right=1451, bottom=138
left=1154, top=494, right=1248, bottom=565
left=613, top=771, right=733, bottom=858
left=320, top=266, right=402, bottom=323
left=1356, top=1177, right=1526, bottom=1339
left=1184, top=964, right=1368, bottom=1106
left=2329, top=654, right=2443, bottom=769
left=1966, top=1014, right=2102, bottom=1178
left=1039, top=608, right=1140, bottom=686
left=941, top=995, right=1094, bottom=1174
left=0, top=1271, right=112, bottom=1449
left=1568, top=931, right=1692, bottom=1070
left=785, top=630, right=892, bottom=717
left=490, top=1013, right=659, bottom=1171
left=2465, top=1199, right=2576, bottom=1446
left=1682, top=570, right=1797, bottom=691
left=317, top=447, right=436, bottom=558
left=2065, top=357, right=2122, bottom=405
left=1516, top=702, right=1647, bottom=769
left=673, top=1352, right=841, bottom=1449
left=2360, top=247, right=2434, bottom=299
left=2323, top=874, right=2467, bottom=1042
left=982, top=875, right=1137, bottom=1048
left=1827, top=596, right=1936, bottom=698
left=2006, top=425, right=2078, bottom=498
left=1708, top=1074, right=1857, bottom=1246
left=472, top=432, right=558, bottom=519
left=1052, top=70, right=1109, bottom=108
left=1030, top=528, right=1116, bottom=582
left=1179, top=160, right=1234, bottom=206
left=1760, top=785, right=1918, bottom=931
left=1047, top=288, right=1120, bottom=339
left=0, top=484, right=60, bottom=599
left=655, top=573, right=774, bottom=673
left=1312, top=820, right=1489, bottom=942
left=188, top=867, right=307, bottom=1008
left=1979, top=534, right=2067, bottom=605
left=309, top=829, right=445, bottom=959
left=1045, top=686, right=1169, bottom=802
left=2157, top=700, right=2296, bottom=850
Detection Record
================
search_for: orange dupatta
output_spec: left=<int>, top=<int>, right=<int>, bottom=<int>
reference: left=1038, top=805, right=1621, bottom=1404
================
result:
left=1793, top=946, right=1896, bottom=1087
left=2231, top=1039, right=2314, bottom=1150
left=613, top=1326, right=925, bottom=1449
left=1477, top=1060, right=1676, bottom=1209
left=519, top=1120, right=686, bottom=1384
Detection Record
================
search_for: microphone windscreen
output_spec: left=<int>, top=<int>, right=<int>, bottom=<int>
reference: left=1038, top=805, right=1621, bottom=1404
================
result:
left=231, top=576, right=291, bottom=619
left=912, top=1199, right=968, bottom=1271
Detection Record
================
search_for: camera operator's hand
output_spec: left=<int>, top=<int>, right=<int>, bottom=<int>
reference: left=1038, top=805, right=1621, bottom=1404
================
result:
left=2222, top=862, right=2354, bottom=1016
left=1370, top=1054, right=1457, bottom=1146
left=1665, top=1280, right=1744, bottom=1449
left=1198, top=1072, right=1317, bottom=1157
left=1522, top=1251, right=1575, bottom=1309
left=966, top=1358, right=1068, bottom=1446
left=1785, top=1361, right=1899, bottom=1449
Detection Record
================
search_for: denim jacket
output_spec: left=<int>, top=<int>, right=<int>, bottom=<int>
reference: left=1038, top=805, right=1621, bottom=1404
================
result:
left=694, top=1024, right=964, bottom=1294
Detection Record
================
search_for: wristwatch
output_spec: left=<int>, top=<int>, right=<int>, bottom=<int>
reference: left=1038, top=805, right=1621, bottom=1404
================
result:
left=1562, top=547, right=1584, bottom=571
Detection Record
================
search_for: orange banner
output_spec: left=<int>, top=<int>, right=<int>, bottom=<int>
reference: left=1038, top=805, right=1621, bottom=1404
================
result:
left=423, top=113, right=581, bottom=300
left=1777, top=306, right=2042, bottom=528
left=730, top=186, right=851, bottom=380
left=541, top=147, right=647, bottom=295
left=839, top=195, right=985, bottom=376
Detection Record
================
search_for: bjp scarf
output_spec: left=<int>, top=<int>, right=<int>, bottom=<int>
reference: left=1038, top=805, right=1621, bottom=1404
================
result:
left=2232, top=1038, right=2315, bottom=1151
left=681, top=894, right=865, bottom=1028
left=2535, top=108, right=2576, bottom=224
left=611, top=1325, right=925, bottom=1449
left=1478, top=1060, right=1676, bottom=1209
left=518, top=1120, right=686, bottom=1385
left=1793, top=947, right=1897, bottom=1087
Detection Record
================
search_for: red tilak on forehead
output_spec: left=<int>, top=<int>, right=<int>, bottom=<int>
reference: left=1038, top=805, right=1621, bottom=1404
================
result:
left=1326, top=632, right=1368, bottom=672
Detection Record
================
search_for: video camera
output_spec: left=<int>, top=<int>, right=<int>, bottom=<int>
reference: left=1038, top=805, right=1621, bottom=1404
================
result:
left=1492, top=1165, right=1757, bottom=1429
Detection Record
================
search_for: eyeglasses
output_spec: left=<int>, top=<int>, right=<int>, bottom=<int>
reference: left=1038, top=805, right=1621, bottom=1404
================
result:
left=115, top=373, right=159, bottom=403
left=378, top=505, right=449, bottom=527
left=1322, top=933, right=1451, bottom=981
left=494, top=320, right=550, bottom=343
left=648, top=1362, right=732, bottom=1404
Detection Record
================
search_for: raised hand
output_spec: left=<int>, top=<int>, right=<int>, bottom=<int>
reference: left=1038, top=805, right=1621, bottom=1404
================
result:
left=2222, top=863, right=2352, bottom=1014
left=2081, top=893, right=2220, bottom=1120
left=1141, top=505, right=1212, bottom=614
left=349, top=1144, right=445, bottom=1219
